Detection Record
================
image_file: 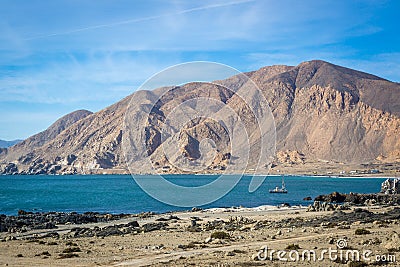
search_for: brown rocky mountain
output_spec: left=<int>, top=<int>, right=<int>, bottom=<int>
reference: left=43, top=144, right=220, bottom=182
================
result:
left=0, top=60, right=399, bottom=175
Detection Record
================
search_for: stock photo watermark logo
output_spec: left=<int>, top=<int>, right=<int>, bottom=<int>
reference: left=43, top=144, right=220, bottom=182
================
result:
left=122, top=62, right=276, bottom=207
left=256, top=239, right=396, bottom=263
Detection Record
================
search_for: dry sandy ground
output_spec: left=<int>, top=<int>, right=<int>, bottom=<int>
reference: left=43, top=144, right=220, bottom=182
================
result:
left=1, top=206, right=399, bottom=266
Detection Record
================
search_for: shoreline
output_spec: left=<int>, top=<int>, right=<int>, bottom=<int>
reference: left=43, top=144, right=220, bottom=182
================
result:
left=1, top=173, right=397, bottom=178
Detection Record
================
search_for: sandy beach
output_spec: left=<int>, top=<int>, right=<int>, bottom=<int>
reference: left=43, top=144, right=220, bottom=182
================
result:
left=1, top=203, right=400, bottom=267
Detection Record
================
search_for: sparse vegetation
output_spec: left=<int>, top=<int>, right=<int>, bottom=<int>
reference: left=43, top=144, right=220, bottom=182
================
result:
left=62, top=247, right=81, bottom=253
left=355, top=228, right=371, bottom=235
left=233, top=249, right=246, bottom=253
left=58, top=253, right=79, bottom=259
left=286, top=244, right=301, bottom=250
left=35, top=251, right=51, bottom=257
left=211, top=231, right=230, bottom=239
left=178, top=242, right=197, bottom=249
left=347, top=261, right=368, bottom=267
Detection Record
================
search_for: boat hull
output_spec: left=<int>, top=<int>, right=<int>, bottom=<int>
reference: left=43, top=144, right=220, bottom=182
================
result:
left=269, top=190, right=288, bottom=194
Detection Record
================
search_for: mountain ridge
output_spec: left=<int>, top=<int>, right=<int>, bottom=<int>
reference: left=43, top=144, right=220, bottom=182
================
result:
left=1, top=60, right=399, bottom=175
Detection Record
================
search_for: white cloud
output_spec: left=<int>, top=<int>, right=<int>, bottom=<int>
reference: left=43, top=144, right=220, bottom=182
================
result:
left=0, top=52, right=179, bottom=106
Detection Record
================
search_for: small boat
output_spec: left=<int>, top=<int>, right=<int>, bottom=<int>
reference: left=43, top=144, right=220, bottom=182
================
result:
left=269, top=176, right=288, bottom=193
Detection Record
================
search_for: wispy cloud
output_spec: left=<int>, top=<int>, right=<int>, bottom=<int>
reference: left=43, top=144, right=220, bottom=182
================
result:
left=0, top=52, right=177, bottom=106
left=24, top=0, right=255, bottom=41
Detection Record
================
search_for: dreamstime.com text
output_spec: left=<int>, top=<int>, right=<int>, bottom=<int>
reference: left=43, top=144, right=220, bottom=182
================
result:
left=257, top=241, right=396, bottom=263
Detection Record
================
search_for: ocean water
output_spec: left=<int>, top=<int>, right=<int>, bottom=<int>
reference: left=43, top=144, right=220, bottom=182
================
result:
left=0, top=175, right=386, bottom=215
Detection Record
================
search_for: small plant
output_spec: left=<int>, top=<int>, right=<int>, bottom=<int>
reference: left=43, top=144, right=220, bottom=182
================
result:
left=210, top=231, right=230, bottom=239
left=177, top=242, right=196, bottom=249
left=58, top=253, right=79, bottom=259
left=62, top=247, right=81, bottom=253
left=286, top=244, right=301, bottom=250
left=355, top=228, right=371, bottom=235
left=333, top=257, right=348, bottom=264
left=35, top=251, right=51, bottom=257
left=233, top=249, right=246, bottom=253
left=347, top=261, right=368, bottom=267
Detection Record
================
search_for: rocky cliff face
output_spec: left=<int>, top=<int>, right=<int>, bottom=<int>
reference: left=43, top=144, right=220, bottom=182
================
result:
left=1, top=60, right=399, bottom=175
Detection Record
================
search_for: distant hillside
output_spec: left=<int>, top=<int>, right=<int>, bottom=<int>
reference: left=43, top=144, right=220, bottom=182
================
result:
left=0, top=60, right=399, bottom=175
left=0, top=139, right=22, bottom=148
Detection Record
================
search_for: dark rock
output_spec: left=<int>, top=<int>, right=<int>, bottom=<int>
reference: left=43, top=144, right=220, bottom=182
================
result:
left=191, top=207, right=202, bottom=212
left=126, top=221, right=139, bottom=227
left=0, top=211, right=132, bottom=233
left=141, top=222, right=168, bottom=232
left=2, top=163, right=18, bottom=174
left=66, top=154, right=77, bottom=165
left=314, top=192, right=400, bottom=206
left=155, top=215, right=180, bottom=221
left=18, top=210, right=32, bottom=216
left=41, top=232, right=59, bottom=238
left=96, top=226, right=122, bottom=237
left=303, top=196, right=312, bottom=201
left=315, top=191, right=346, bottom=203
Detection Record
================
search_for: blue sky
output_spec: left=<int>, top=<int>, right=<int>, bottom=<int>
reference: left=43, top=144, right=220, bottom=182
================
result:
left=0, top=0, right=399, bottom=140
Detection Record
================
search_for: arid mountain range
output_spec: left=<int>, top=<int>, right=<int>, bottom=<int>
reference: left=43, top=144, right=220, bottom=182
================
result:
left=1, top=60, right=399, bottom=175
left=0, top=139, right=22, bottom=149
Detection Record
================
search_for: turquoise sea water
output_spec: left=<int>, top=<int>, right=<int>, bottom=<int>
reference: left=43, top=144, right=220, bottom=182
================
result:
left=0, top=175, right=386, bottom=215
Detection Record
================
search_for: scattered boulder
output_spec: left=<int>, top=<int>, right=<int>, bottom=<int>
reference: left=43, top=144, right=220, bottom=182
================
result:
left=191, top=207, right=202, bottom=212
left=314, top=192, right=400, bottom=206
left=0, top=211, right=133, bottom=233
left=315, top=192, right=346, bottom=203
left=141, top=222, right=168, bottom=232
left=2, top=163, right=18, bottom=174
left=96, top=226, right=123, bottom=237
left=384, top=232, right=400, bottom=251
left=155, top=215, right=180, bottom=221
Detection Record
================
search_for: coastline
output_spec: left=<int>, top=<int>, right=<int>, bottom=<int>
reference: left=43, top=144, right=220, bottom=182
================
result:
left=2, top=172, right=397, bottom=178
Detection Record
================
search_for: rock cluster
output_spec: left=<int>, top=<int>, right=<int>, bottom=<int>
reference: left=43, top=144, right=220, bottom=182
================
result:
left=314, top=192, right=400, bottom=205
left=67, top=221, right=168, bottom=238
left=0, top=211, right=133, bottom=233
left=306, top=201, right=349, bottom=212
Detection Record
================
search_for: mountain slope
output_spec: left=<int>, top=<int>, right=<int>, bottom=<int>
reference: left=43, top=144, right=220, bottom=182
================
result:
left=0, top=60, right=399, bottom=175
left=0, top=139, right=22, bottom=148
left=0, top=109, right=93, bottom=173
left=248, top=60, right=400, bottom=162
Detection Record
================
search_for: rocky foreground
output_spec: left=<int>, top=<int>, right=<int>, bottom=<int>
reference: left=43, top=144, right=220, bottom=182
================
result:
left=1, top=200, right=400, bottom=266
